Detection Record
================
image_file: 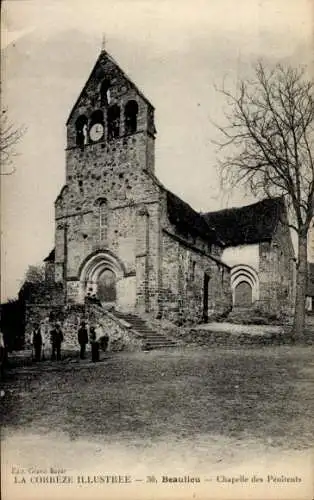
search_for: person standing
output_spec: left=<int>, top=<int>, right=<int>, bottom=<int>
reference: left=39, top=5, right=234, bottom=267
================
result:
left=89, top=326, right=99, bottom=362
left=32, top=323, right=43, bottom=362
left=50, top=323, right=64, bottom=361
left=95, top=323, right=109, bottom=352
left=78, top=321, right=88, bottom=360
left=40, top=317, right=50, bottom=361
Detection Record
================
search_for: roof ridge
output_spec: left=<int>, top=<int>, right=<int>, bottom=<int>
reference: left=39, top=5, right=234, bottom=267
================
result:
left=66, top=49, right=153, bottom=125
left=203, top=196, right=283, bottom=217
left=202, top=196, right=285, bottom=247
left=166, top=190, right=224, bottom=245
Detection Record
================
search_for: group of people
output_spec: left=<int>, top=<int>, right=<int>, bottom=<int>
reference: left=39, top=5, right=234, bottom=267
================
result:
left=32, top=322, right=65, bottom=362
left=77, top=321, right=108, bottom=362
left=32, top=320, right=108, bottom=363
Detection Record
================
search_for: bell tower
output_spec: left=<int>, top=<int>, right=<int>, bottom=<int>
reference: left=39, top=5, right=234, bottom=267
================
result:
left=54, top=48, right=159, bottom=306
left=65, top=49, right=156, bottom=184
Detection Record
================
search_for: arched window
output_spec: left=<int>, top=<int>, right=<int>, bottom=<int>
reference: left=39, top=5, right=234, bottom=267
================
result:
left=90, top=109, right=104, bottom=127
left=107, top=104, right=120, bottom=140
left=75, top=115, right=88, bottom=147
left=99, top=199, right=108, bottom=241
left=125, top=100, right=138, bottom=135
left=100, top=79, right=111, bottom=106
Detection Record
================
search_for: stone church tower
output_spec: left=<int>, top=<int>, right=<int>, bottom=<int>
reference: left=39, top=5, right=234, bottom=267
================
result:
left=52, top=48, right=231, bottom=322
left=54, top=48, right=158, bottom=312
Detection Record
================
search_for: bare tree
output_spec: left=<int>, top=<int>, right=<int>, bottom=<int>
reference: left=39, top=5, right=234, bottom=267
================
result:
left=0, top=107, right=25, bottom=175
left=215, top=63, right=314, bottom=338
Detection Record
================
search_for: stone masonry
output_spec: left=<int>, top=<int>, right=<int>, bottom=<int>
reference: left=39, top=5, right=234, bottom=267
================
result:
left=50, top=48, right=232, bottom=326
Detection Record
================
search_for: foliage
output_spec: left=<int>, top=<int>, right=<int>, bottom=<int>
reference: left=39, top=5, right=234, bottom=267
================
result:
left=0, top=299, right=25, bottom=351
left=24, top=264, right=46, bottom=284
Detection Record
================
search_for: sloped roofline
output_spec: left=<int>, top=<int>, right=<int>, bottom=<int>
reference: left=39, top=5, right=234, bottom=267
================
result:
left=202, top=196, right=286, bottom=247
left=203, top=196, right=284, bottom=219
left=66, top=50, right=154, bottom=126
left=43, top=248, right=55, bottom=262
left=142, top=169, right=224, bottom=246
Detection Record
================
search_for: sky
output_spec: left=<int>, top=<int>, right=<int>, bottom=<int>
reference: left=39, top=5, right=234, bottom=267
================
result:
left=1, top=0, right=313, bottom=300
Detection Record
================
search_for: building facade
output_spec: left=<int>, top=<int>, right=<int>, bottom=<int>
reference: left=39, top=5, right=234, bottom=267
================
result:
left=203, top=198, right=296, bottom=316
left=50, top=49, right=231, bottom=324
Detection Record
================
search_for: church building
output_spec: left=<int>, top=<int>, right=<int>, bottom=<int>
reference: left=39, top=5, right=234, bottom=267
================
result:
left=204, top=198, right=296, bottom=316
left=49, top=48, right=232, bottom=324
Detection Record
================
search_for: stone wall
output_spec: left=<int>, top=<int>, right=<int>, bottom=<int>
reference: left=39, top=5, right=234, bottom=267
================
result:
left=160, top=230, right=232, bottom=324
left=21, top=281, right=65, bottom=346
left=25, top=303, right=142, bottom=352
left=258, top=220, right=295, bottom=316
left=55, top=167, right=160, bottom=282
left=158, top=188, right=231, bottom=323
left=61, top=304, right=142, bottom=351
left=24, top=304, right=64, bottom=347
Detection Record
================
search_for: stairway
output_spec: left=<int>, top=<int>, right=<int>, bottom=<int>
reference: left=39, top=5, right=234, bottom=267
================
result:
left=112, top=310, right=179, bottom=351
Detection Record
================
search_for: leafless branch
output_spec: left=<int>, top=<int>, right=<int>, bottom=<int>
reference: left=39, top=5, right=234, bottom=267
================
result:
left=214, top=62, right=314, bottom=237
left=0, top=108, right=26, bottom=175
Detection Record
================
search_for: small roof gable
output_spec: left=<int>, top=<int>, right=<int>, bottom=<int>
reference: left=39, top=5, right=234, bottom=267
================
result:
left=66, top=50, right=154, bottom=125
left=202, top=197, right=285, bottom=247
left=308, top=263, right=314, bottom=297
left=43, top=248, right=55, bottom=262
left=166, top=190, right=222, bottom=245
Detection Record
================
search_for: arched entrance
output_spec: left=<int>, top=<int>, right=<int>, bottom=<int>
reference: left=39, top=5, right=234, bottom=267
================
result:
left=79, top=250, right=126, bottom=306
left=231, top=264, right=259, bottom=307
left=234, top=281, right=252, bottom=307
left=97, top=269, right=116, bottom=303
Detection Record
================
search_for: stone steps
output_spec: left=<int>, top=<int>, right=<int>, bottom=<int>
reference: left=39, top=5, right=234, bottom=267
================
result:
left=112, top=310, right=179, bottom=350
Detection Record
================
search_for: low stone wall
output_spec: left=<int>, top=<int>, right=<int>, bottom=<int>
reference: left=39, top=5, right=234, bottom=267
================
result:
left=85, top=305, right=143, bottom=352
left=24, top=304, right=64, bottom=346
left=25, top=302, right=143, bottom=352
left=169, top=326, right=288, bottom=347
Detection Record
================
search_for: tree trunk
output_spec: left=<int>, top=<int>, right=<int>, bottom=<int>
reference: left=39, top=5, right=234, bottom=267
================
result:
left=292, top=233, right=308, bottom=340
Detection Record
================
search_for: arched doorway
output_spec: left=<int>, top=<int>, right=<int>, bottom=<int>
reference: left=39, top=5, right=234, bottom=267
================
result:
left=79, top=250, right=126, bottom=306
left=97, top=269, right=116, bottom=303
left=231, top=264, right=259, bottom=307
left=234, top=281, right=252, bottom=307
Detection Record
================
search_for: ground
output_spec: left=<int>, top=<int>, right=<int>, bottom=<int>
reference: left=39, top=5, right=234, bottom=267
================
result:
left=1, top=346, right=314, bottom=500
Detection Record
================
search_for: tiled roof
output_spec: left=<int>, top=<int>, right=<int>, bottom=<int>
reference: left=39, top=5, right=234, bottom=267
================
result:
left=202, top=197, right=284, bottom=246
left=166, top=190, right=221, bottom=244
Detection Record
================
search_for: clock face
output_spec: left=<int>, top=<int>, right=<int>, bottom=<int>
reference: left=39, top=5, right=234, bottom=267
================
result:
left=89, top=123, right=104, bottom=142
